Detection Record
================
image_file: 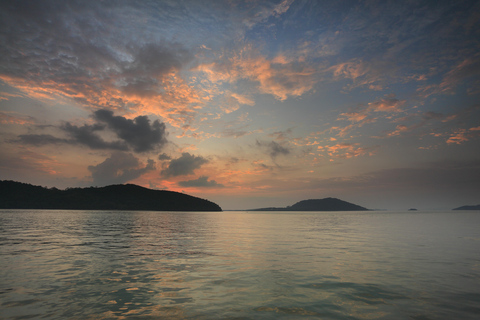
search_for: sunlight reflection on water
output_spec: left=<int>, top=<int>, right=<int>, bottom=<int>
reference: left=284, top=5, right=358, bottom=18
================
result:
left=1, top=210, right=479, bottom=319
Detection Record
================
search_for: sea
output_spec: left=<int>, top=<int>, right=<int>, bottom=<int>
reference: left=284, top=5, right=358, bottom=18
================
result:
left=0, top=210, right=479, bottom=320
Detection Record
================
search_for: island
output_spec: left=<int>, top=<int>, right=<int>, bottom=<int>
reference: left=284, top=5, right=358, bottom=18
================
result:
left=0, top=180, right=222, bottom=211
left=248, top=197, right=368, bottom=211
left=452, top=205, right=480, bottom=210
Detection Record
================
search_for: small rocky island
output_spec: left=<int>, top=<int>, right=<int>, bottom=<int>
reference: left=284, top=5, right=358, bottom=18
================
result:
left=452, top=204, right=480, bottom=210
left=0, top=180, right=222, bottom=211
left=249, top=197, right=368, bottom=211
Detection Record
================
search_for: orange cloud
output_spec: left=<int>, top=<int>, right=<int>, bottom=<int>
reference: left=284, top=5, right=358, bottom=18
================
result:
left=446, top=127, right=480, bottom=145
left=334, top=95, right=406, bottom=137
left=0, top=111, right=36, bottom=125
left=329, top=60, right=369, bottom=81
left=0, top=70, right=207, bottom=131
left=318, top=143, right=377, bottom=159
left=367, top=96, right=405, bottom=113
left=446, top=129, right=470, bottom=144
left=386, top=124, right=411, bottom=137
left=194, top=44, right=316, bottom=101
left=339, top=112, right=368, bottom=123
left=231, top=92, right=255, bottom=106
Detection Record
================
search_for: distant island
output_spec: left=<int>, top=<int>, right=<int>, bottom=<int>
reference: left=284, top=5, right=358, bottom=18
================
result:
left=452, top=205, right=480, bottom=210
left=0, top=180, right=222, bottom=211
left=248, top=197, right=368, bottom=211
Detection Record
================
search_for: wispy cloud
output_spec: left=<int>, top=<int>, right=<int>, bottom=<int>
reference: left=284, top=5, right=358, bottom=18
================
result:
left=333, top=95, right=406, bottom=137
left=256, top=140, right=291, bottom=159
left=418, top=56, right=480, bottom=97
left=241, top=0, right=295, bottom=28
left=0, top=111, right=36, bottom=125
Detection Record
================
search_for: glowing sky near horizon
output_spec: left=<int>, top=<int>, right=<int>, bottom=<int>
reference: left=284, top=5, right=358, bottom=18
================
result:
left=1, top=0, right=479, bottom=210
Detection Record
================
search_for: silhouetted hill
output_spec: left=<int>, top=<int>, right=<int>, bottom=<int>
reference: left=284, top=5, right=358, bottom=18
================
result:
left=452, top=204, right=480, bottom=210
left=249, top=197, right=368, bottom=211
left=0, top=180, right=222, bottom=211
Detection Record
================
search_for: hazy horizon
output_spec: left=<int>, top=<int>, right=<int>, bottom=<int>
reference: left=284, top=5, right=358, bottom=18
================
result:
left=1, top=1, right=479, bottom=211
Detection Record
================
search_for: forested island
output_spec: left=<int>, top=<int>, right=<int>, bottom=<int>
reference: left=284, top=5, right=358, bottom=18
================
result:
left=453, top=205, right=480, bottom=210
left=0, top=180, right=222, bottom=211
left=248, top=197, right=368, bottom=211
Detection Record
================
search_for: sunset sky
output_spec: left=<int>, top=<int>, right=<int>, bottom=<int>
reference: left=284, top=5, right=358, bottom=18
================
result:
left=1, top=0, right=479, bottom=210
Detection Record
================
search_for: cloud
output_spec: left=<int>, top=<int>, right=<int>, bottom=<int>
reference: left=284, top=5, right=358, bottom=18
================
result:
left=195, top=44, right=316, bottom=101
left=12, top=109, right=168, bottom=152
left=158, top=153, right=171, bottom=160
left=333, top=95, right=406, bottom=137
left=230, top=92, right=255, bottom=106
left=93, top=110, right=168, bottom=152
left=329, top=59, right=370, bottom=81
left=15, top=134, right=72, bottom=146
left=220, top=129, right=250, bottom=139
left=0, top=2, right=205, bottom=127
left=241, top=0, right=294, bottom=28
left=379, top=107, right=480, bottom=140
left=367, top=96, right=405, bottom=113
left=439, top=57, right=480, bottom=94
left=62, top=122, right=129, bottom=151
left=161, top=152, right=208, bottom=177
left=269, top=129, right=293, bottom=141
left=119, top=43, right=194, bottom=98
left=0, top=112, right=36, bottom=125
left=257, top=140, right=290, bottom=159
left=88, top=152, right=155, bottom=186
left=446, top=127, right=480, bottom=145
left=0, top=149, right=62, bottom=177
left=338, top=96, right=405, bottom=124
left=317, top=143, right=378, bottom=159
left=178, top=176, right=224, bottom=188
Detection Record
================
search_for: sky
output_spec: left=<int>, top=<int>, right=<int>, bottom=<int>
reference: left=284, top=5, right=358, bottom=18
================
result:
left=1, top=0, right=479, bottom=211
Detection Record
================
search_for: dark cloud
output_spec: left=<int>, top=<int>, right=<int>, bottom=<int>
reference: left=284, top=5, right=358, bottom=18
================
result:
left=257, top=140, right=291, bottom=159
left=88, top=152, right=155, bottom=186
left=161, top=153, right=208, bottom=177
left=94, top=110, right=168, bottom=152
left=11, top=110, right=168, bottom=153
left=178, top=176, right=224, bottom=188
left=14, top=134, right=71, bottom=146
left=158, top=153, right=171, bottom=160
left=62, top=122, right=128, bottom=150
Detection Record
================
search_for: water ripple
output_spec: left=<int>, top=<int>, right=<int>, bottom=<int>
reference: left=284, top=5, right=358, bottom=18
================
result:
left=1, top=210, right=480, bottom=319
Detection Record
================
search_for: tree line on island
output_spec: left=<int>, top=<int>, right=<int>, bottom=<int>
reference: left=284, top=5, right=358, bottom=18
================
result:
left=0, top=180, right=221, bottom=211
left=247, top=198, right=368, bottom=211
left=0, top=180, right=478, bottom=211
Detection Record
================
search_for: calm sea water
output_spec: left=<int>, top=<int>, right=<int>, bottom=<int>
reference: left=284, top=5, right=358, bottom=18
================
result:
left=0, top=210, right=479, bottom=319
